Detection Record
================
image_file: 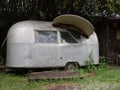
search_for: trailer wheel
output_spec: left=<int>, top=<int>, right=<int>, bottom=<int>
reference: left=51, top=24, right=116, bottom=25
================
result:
left=0, top=56, right=4, bottom=65
left=65, top=62, right=79, bottom=70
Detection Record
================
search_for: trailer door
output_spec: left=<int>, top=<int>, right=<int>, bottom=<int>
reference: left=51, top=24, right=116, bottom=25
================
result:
left=59, top=31, right=87, bottom=65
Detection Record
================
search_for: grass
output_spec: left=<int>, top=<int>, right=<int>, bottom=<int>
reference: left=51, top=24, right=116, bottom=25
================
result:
left=0, top=66, right=120, bottom=90
left=80, top=67, right=120, bottom=90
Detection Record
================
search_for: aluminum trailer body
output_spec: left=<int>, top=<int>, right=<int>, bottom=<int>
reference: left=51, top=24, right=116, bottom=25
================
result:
left=6, top=20, right=99, bottom=69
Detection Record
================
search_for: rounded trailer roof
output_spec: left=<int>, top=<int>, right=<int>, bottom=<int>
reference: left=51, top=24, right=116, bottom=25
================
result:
left=7, top=20, right=58, bottom=43
left=9, top=20, right=58, bottom=31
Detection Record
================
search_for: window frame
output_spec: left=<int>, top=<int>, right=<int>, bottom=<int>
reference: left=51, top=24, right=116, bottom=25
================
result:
left=60, top=31, right=79, bottom=44
left=34, top=30, right=58, bottom=44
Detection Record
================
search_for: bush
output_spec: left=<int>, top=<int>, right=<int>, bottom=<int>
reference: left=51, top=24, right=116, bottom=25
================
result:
left=98, top=56, right=108, bottom=70
left=86, top=52, right=97, bottom=72
left=86, top=53, right=108, bottom=72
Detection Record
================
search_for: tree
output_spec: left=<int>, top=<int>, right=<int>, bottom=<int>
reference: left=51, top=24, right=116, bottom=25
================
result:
left=0, top=0, right=120, bottom=21
left=0, top=0, right=120, bottom=36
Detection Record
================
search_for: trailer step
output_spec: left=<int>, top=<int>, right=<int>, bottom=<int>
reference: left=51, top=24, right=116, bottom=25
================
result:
left=28, top=70, right=83, bottom=81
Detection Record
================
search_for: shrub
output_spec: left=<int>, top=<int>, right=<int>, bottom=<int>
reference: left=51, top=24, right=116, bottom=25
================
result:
left=86, top=53, right=108, bottom=72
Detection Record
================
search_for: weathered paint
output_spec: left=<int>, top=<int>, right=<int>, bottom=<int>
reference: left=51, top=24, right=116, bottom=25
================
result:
left=6, top=20, right=99, bottom=68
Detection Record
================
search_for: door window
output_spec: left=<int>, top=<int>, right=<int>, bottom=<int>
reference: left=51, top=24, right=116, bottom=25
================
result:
left=60, top=32, right=78, bottom=43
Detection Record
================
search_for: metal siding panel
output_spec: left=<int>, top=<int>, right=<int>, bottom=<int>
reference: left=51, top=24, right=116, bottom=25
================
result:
left=6, top=43, right=32, bottom=67
left=59, top=44, right=88, bottom=66
left=31, top=44, right=59, bottom=67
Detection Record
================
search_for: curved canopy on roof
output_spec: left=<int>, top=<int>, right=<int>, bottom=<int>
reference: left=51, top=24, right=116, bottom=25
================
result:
left=52, top=14, right=94, bottom=37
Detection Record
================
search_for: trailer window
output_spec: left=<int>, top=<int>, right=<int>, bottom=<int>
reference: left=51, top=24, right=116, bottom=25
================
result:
left=69, top=31, right=81, bottom=40
left=60, top=32, right=78, bottom=43
left=35, top=31, right=57, bottom=43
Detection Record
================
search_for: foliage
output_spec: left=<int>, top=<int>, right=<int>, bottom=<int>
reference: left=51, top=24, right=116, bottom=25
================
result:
left=98, top=56, right=109, bottom=70
left=36, top=0, right=120, bottom=18
left=86, top=52, right=108, bottom=72
left=86, top=52, right=97, bottom=72
left=0, top=0, right=120, bottom=21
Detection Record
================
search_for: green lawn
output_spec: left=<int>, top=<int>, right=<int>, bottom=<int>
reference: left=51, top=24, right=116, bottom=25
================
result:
left=0, top=66, right=120, bottom=90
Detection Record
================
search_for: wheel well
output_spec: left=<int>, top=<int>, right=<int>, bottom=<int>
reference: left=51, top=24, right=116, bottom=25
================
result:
left=0, top=56, right=4, bottom=65
left=65, top=62, right=80, bottom=67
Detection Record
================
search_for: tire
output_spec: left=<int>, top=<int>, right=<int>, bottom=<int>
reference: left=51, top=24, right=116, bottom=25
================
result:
left=0, top=56, right=4, bottom=65
left=65, top=62, right=79, bottom=70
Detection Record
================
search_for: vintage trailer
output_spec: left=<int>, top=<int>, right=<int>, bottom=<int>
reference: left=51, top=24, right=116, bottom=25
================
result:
left=6, top=15, right=99, bottom=70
